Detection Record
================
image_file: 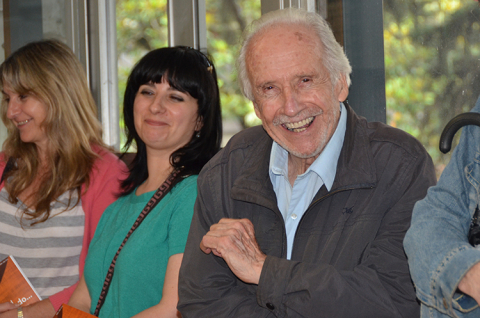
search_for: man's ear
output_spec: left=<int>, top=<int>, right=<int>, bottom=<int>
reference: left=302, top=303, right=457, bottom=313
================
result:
left=253, top=102, right=263, bottom=120
left=335, top=74, right=349, bottom=102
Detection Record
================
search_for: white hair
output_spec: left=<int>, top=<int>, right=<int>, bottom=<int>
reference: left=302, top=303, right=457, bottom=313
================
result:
left=236, top=8, right=352, bottom=101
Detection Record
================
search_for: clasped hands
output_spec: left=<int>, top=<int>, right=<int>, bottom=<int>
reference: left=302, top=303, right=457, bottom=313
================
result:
left=200, top=218, right=267, bottom=285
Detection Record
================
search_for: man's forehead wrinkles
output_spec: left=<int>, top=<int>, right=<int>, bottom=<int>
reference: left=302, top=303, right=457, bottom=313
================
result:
left=250, top=49, right=296, bottom=65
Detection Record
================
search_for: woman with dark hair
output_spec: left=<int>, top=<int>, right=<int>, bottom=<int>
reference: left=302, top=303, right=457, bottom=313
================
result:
left=69, top=46, right=222, bottom=318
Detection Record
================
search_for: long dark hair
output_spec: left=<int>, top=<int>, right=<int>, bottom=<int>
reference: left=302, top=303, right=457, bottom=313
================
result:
left=121, top=46, right=222, bottom=195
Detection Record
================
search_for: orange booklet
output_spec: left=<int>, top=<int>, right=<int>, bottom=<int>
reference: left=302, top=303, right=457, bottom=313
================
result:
left=52, top=304, right=96, bottom=318
left=0, top=255, right=41, bottom=306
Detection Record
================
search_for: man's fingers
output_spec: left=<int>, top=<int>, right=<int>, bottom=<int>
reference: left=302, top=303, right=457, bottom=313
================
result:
left=202, top=229, right=248, bottom=255
left=200, top=218, right=266, bottom=285
left=199, top=240, right=211, bottom=254
left=202, top=218, right=262, bottom=263
left=215, top=218, right=256, bottom=240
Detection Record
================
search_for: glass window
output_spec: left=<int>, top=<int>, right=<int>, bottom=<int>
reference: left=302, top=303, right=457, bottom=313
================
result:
left=116, top=0, right=169, bottom=147
left=5, top=0, right=479, bottom=170
left=384, top=0, right=480, bottom=175
left=115, top=0, right=261, bottom=147
left=0, top=0, right=79, bottom=143
left=205, top=0, right=261, bottom=144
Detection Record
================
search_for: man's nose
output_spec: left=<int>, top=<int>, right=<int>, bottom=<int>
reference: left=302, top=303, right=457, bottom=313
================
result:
left=282, top=87, right=300, bottom=117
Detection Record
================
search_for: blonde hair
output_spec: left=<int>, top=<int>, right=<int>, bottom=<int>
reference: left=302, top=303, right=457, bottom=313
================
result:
left=0, top=39, right=108, bottom=224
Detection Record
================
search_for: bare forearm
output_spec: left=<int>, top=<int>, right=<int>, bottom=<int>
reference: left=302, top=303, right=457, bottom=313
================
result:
left=132, top=254, right=184, bottom=318
left=0, top=299, right=55, bottom=318
left=67, top=274, right=91, bottom=314
left=131, top=303, right=181, bottom=318
left=67, top=292, right=90, bottom=318
left=67, top=301, right=90, bottom=314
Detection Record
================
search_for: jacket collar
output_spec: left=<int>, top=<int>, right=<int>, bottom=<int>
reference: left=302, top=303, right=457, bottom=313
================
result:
left=332, top=101, right=377, bottom=191
left=231, top=102, right=377, bottom=208
left=230, top=128, right=277, bottom=211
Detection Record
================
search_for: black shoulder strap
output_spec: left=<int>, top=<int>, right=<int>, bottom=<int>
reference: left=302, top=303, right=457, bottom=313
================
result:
left=93, top=170, right=179, bottom=316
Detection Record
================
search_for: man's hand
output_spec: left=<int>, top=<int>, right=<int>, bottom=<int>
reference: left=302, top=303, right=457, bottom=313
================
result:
left=458, top=261, right=480, bottom=304
left=200, top=218, right=267, bottom=285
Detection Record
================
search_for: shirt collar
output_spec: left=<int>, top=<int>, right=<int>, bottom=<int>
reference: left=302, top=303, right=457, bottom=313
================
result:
left=269, top=102, right=347, bottom=191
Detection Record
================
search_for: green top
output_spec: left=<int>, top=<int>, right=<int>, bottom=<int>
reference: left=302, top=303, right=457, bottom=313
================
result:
left=84, top=175, right=198, bottom=318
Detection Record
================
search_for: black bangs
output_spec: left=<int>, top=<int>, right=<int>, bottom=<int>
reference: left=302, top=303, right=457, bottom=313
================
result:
left=127, top=49, right=167, bottom=89
left=128, top=46, right=210, bottom=100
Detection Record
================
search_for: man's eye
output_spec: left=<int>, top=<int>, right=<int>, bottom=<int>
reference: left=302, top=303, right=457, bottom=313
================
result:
left=301, top=78, right=311, bottom=83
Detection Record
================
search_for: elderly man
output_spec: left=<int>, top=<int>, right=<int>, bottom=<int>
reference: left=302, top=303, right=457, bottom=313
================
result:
left=178, top=8, right=436, bottom=318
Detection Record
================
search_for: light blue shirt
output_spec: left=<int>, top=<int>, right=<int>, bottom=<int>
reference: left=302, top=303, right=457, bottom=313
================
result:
left=269, top=102, right=347, bottom=259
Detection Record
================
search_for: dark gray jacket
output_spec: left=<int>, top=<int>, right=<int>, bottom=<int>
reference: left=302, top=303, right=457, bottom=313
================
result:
left=178, top=105, right=436, bottom=317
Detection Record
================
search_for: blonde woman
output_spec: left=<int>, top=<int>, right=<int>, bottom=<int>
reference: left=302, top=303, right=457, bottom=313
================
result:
left=0, top=40, right=127, bottom=318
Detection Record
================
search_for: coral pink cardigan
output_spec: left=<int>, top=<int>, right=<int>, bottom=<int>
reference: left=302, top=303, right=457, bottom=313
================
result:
left=0, top=147, right=127, bottom=310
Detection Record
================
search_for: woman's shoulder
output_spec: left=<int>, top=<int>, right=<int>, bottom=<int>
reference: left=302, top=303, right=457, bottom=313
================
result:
left=83, top=145, right=127, bottom=198
left=92, top=145, right=123, bottom=164
left=0, top=153, right=9, bottom=179
left=174, top=175, right=198, bottom=191
left=166, top=175, right=198, bottom=201
left=91, top=145, right=128, bottom=175
left=0, top=153, right=6, bottom=169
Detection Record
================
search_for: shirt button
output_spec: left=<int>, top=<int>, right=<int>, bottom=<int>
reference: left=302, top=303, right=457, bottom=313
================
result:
left=443, top=298, right=448, bottom=309
left=291, top=213, right=297, bottom=220
left=266, top=303, right=275, bottom=310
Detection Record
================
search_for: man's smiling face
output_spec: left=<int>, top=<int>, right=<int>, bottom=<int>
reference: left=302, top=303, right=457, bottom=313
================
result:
left=246, top=23, right=348, bottom=160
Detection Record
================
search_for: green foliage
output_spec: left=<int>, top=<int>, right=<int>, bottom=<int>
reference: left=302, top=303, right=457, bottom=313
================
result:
left=206, top=0, right=261, bottom=127
left=115, top=0, right=480, bottom=173
left=116, top=0, right=261, bottom=148
left=116, top=0, right=168, bottom=148
left=384, top=0, right=480, bottom=175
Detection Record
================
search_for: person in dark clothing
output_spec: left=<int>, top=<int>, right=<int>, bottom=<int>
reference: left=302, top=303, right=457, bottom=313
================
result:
left=178, top=8, right=436, bottom=318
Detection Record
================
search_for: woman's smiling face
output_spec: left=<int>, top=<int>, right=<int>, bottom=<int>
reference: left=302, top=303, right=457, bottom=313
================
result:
left=133, top=79, right=201, bottom=155
left=3, top=84, right=49, bottom=152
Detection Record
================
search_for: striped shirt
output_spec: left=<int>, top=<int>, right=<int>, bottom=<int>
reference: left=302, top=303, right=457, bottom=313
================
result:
left=0, top=188, right=84, bottom=298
